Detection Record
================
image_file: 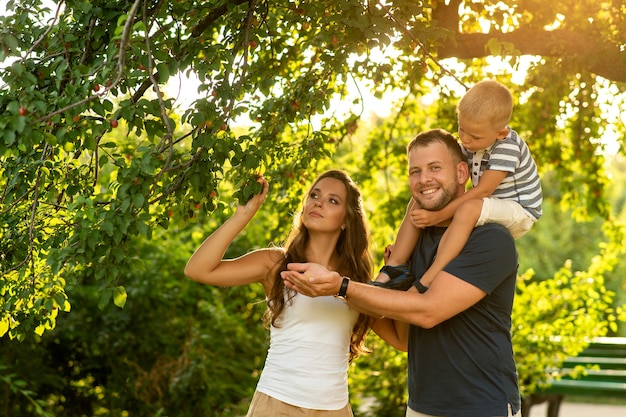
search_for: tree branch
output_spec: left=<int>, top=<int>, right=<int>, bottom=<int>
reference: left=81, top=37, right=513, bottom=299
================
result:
left=437, top=28, right=626, bottom=83
left=190, top=0, right=248, bottom=38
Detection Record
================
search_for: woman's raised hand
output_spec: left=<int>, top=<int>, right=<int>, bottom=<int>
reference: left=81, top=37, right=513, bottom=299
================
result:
left=236, top=175, right=269, bottom=218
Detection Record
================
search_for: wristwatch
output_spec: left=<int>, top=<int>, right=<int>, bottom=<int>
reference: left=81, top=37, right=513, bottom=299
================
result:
left=335, top=276, right=350, bottom=300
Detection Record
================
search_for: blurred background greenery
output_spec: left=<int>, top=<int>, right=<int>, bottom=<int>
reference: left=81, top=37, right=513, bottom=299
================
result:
left=2, top=0, right=626, bottom=416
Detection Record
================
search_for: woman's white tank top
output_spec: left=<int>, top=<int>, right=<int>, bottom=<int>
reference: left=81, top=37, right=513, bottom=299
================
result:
left=255, top=291, right=359, bottom=410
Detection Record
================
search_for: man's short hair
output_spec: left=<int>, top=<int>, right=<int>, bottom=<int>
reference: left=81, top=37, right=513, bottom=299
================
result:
left=407, top=128, right=464, bottom=164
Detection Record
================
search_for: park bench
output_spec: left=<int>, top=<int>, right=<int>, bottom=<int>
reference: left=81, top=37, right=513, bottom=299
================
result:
left=522, top=337, right=626, bottom=417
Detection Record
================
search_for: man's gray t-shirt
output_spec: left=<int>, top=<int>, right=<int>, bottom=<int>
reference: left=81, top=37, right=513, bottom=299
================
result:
left=407, top=224, right=521, bottom=417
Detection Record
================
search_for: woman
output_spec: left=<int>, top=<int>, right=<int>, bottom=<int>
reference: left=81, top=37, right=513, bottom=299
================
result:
left=184, top=170, right=373, bottom=417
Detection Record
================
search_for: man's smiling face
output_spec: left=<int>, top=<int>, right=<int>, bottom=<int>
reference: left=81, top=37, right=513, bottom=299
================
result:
left=408, top=142, right=462, bottom=211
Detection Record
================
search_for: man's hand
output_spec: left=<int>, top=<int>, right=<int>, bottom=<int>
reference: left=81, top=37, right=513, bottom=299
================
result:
left=410, top=208, right=441, bottom=228
left=281, top=262, right=342, bottom=297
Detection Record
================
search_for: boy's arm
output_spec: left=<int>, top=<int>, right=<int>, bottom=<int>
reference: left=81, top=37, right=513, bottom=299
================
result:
left=370, top=317, right=409, bottom=351
left=374, top=199, right=421, bottom=283
left=465, top=169, right=508, bottom=199
left=411, top=169, right=508, bottom=228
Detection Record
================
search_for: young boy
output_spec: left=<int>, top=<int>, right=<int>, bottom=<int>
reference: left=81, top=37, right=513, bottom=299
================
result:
left=374, top=79, right=542, bottom=291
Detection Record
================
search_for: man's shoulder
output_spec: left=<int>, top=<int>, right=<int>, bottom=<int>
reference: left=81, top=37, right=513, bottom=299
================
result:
left=446, top=223, right=517, bottom=282
left=463, top=224, right=517, bottom=268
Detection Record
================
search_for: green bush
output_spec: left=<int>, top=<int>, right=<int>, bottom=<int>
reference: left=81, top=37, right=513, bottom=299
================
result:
left=0, top=227, right=269, bottom=417
left=513, top=220, right=626, bottom=398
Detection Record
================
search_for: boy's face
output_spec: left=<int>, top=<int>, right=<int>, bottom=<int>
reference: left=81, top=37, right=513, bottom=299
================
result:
left=457, top=115, right=507, bottom=152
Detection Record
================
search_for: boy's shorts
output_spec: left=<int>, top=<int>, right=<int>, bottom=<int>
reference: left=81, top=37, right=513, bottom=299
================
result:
left=476, top=197, right=537, bottom=239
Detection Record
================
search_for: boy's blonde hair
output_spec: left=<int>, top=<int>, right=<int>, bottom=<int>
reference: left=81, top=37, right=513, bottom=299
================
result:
left=457, top=80, right=513, bottom=130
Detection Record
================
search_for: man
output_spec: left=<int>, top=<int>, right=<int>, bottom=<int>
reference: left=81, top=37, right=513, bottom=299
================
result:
left=281, top=128, right=522, bottom=417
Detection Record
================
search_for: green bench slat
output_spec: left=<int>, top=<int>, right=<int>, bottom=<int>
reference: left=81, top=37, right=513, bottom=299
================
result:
left=557, top=368, right=626, bottom=383
left=544, top=379, right=626, bottom=396
left=582, top=347, right=626, bottom=357
left=589, top=337, right=626, bottom=345
left=540, top=338, right=626, bottom=396
left=581, top=339, right=626, bottom=357
left=528, top=338, right=626, bottom=417
left=562, top=356, right=626, bottom=370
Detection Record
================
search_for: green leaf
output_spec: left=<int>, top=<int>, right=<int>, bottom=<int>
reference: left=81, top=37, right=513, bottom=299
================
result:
left=5, top=130, right=16, bottom=145
left=43, top=133, right=57, bottom=145
left=10, top=61, right=24, bottom=75
left=97, top=288, right=112, bottom=310
left=156, top=63, right=170, bottom=82
left=112, top=286, right=127, bottom=308
left=100, top=220, right=114, bottom=236
left=135, top=220, right=149, bottom=237
left=3, top=34, right=18, bottom=50
left=132, top=193, right=145, bottom=208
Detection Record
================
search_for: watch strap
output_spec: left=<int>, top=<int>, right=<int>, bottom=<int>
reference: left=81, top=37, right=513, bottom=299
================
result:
left=335, top=276, right=350, bottom=299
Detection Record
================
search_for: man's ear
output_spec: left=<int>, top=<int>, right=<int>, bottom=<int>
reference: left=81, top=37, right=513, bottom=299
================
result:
left=457, top=161, right=469, bottom=185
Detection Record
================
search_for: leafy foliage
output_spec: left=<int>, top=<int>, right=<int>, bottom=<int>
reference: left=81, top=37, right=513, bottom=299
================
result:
left=2, top=0, right=626, bottom=415
left=2, top=0, right=625, bottom=339
left=351, top=336, right=408, bottom=417
left=513, top=253, right=626, bottom=397
left=1, top=224, right=270, bottom=417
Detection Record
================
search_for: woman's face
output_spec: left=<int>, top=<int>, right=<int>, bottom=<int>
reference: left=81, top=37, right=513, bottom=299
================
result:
left=302, top=177, right=348, bottom=234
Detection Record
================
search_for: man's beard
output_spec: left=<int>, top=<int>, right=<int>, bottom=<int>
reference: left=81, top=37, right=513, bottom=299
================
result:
left=412, top=182, right=456, bottom=212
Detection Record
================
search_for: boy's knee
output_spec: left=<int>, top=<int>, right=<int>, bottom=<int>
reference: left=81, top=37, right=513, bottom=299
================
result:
left=456, top=198, right=484, bottom=217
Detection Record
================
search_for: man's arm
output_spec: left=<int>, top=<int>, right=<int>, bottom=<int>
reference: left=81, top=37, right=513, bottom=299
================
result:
left=281, top=263, right=486, bottom=329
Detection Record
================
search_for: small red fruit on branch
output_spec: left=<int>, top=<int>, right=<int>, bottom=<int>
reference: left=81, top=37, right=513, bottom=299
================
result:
left=19, top=106, right=28, bottom=116
left=110, top=119, right=119, bottom=128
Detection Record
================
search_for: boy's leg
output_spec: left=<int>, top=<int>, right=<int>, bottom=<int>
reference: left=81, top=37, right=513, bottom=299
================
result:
left=420, top=199, right=483, bottom=287
left=371, top=264, right=415, bottom=291
left=477, top=198, right=536, bottom=239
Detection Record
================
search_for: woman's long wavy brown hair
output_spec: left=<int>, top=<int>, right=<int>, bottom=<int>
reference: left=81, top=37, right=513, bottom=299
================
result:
left=263, top=169, right=374, bottom=361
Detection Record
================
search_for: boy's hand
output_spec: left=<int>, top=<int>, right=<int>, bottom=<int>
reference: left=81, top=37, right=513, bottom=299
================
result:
left=383, top=244, right=393, bottom=264
left=410, top=208, right=441, bottom=228
left=373, top=244, right=395, bottom=283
